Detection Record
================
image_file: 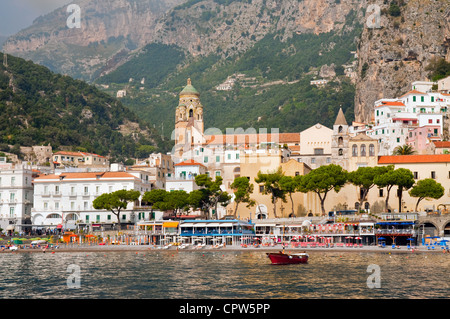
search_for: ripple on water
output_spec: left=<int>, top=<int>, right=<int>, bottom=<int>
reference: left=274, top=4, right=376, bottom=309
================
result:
left=0, top=250, right=448, bottom=298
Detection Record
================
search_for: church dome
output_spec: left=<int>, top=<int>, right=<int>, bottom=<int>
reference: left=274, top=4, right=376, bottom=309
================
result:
left=180, top=78, right=200, bottom=96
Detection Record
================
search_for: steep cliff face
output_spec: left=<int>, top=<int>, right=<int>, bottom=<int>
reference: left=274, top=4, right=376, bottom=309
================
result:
left=2, top=0, right=183, bottom=81
left=355, top=0, right=450, bottom=123
left=3, top=0, right=368, bottom=81
left=152, top=0, right=368, bottom=58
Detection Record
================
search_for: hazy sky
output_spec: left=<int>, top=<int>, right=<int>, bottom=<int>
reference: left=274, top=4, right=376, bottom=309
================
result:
left=0, top=0, right=71, bottom=36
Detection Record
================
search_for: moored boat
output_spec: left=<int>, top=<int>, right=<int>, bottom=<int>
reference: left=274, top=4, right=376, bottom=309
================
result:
left=267, top=251, right=309, bottom=265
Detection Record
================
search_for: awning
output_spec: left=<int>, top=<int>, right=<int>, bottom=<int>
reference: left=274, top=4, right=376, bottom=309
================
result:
left=163, top=222, right=179, bottom=228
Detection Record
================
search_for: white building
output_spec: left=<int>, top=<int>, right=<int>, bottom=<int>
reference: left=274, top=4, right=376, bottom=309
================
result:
left=116, top=90, right=127, bottom=98
left=0, top=164, right=34, bottom=233
left=0, top=163, right=34, bottom=234
left=165, top=159, right=206, bottom=193
left=370, top=83, right=449, bottom=155
left=32, top=171, right=152, bottom=230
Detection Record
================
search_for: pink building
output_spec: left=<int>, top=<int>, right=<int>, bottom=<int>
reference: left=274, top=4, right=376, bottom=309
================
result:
left=406, top=125, right=441, bottom=154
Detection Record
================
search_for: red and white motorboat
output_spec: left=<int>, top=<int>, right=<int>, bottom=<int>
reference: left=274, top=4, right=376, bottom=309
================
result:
left=267, top=251, right=309, bottom=265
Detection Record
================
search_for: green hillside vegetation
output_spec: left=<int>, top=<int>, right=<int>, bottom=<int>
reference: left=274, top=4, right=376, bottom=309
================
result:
left=0, top=52, right=168, bottom=161
left=97, top=17, right=361, bottom=137
left=96, top=43, right=186, bottom=88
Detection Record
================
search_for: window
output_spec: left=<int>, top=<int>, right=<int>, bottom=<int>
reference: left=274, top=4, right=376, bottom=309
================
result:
left=338, top=149, right=343, bottom=156
left=413, top=172, right=418, bottom=179
left=338, top=137, right=343, bottom=146
left=338, top=126, right=343, bottom=133
left=259, top=185, right=264, bottom=193
left=236, top=153, right=239, bottom=160
left=314, top=148, right=324, bottom=155
left=431, top=171, right=436, bottom=179
left=71, top=202, right=75, bottom=210
left=369, top=144, right=375, bottom=156
left=204, top=156, right=208, bottom=163
left=96, top=215, right=100, bottom=222
left=216, top=156, right=220, bottom=163
left=326, top=157, right=331, bottom=163
left=429, top=119, right=433, bottom=124
left=413, top=96, right=416, bottom=102
left=215, top=171, right=221, bottom=177
left=379, top=189, right=384, bottom=197
left=360, top=144, right=366, bottom=157
left=55, top=202, right=59, bottom=210
left=311, top=158, right=316, bottom=164
left=84, top=202, right=88, bottom=210
left=10, top=207, right=15, bottom=217
left=227, top=154, right=231, bottom=160
left=86, top=215, right=89, bottom=222
left=10, top=192, right=15, bottom=201
left=421, top=96, right=424, bottom=102
left=352, top=144, right=358, bottom=157
left=11, top=177, right=15, bottom=186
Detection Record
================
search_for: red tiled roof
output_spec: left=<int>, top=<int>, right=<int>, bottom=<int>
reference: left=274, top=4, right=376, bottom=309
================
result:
left=399, top=89, right=426, bottom=98
left=175, top=159, right=206, bottom=167
left=378, top=154, right=450, bottom=164
left=53, top=151, right=105, bottom=158
left=377, top=101, right=406, bottom=107
left=433, top=141, right=450, bottom=148
left=205, top=133, right=300, bottom=145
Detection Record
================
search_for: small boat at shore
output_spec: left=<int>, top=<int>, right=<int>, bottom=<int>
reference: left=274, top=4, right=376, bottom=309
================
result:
left=267, top=251, right=309, bottom=265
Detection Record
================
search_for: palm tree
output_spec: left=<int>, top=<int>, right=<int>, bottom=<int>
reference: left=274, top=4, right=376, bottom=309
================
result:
left=393, top=144, right=415, bottom=155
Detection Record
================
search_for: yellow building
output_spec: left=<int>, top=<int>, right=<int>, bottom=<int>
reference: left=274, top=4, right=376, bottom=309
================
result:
left=233, top=150, right=314, bottom=219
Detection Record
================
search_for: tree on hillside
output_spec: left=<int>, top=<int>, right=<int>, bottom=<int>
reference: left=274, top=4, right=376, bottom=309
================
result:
left=93, top=189, right=141, bottom=229
left=409, top=179, right=444, bottom=212
left=230, top=176, right=256, bottom=217
left=298, top=164, right=348, bottom=216
left=254, top=167, right=287, bottom=218
left=348, top=166, right=392, bottom=212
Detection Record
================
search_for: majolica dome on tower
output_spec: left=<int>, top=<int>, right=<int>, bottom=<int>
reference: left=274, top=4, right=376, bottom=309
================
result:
left=180, top=78, right=200, bottom=96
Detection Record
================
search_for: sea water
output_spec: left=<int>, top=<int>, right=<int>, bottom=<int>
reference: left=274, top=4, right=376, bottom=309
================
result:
left=0, top=250, right=448, bottom=299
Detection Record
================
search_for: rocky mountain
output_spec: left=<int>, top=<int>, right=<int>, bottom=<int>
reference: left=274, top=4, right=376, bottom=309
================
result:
left=2, top=0, right=184, bottom=81
left=355, top=0, right=450, bottom=122
left=3, top=0, right=449, bottom=130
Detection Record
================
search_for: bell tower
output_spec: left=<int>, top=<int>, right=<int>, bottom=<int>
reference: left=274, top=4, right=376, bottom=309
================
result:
left=331, top=107, right=349, bottom=170
left=174, top=78, right=204, bottom=156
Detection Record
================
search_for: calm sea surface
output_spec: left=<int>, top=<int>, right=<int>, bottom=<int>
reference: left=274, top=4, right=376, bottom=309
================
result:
left=0, top=250, right=449, bottom=299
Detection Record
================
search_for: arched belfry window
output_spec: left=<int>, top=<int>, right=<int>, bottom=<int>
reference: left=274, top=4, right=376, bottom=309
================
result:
left=360, top=144, right=366, bottom=157
left=338, top=126, right=343, bottom=133
left=352, top=144, right=358, bottom=157
left=189, top=109, right=194, bottom=118
left=369, top=144, right=375, bottom=156
left=338, top=137, right=343, bottom=146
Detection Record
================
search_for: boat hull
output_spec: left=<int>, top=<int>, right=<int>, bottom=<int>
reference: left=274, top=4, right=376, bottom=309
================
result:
left=267, top=252, right=308, bottom=265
